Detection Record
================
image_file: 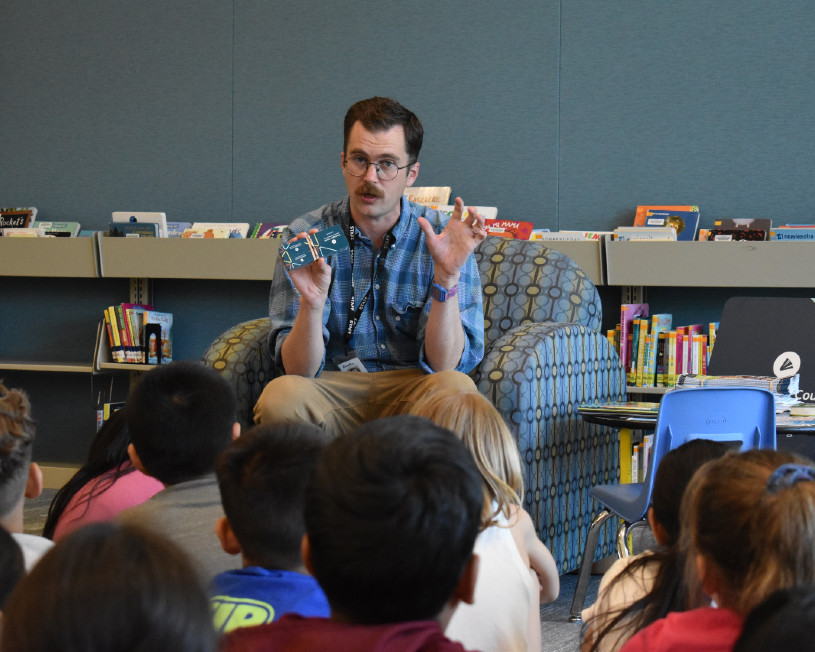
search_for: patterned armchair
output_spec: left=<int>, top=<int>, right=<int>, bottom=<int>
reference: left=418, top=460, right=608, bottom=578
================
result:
left=202, top=238, right=625, bottom=574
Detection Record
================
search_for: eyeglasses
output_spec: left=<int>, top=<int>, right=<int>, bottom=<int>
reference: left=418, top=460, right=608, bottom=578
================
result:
left=343, top=156, right=413, bottom=181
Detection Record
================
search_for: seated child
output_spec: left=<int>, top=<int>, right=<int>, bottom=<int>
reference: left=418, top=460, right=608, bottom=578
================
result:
left=42, top=408, right=162, bottom=541
left=620, top=450, right=815, bottom=651
left=211, top=422, right=332, bottom=633
left=222, top=415, right=484, bottom=651
left=410, top=389, right=559, bottom=652
left=581, top=438, right=729, bottom=651
left=0, top=381, right=53, bottom=570
left=1, top=521, right=217, bottom=651
left=117, top=360, right=241, bottom=582
left=733, top=585, right=815, bottom=652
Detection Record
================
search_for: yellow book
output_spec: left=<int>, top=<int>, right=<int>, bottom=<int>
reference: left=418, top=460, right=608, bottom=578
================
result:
left=666, top=331, right=677, bottom=386
left=619, top=428, right=632, bottom=484
left=105, top=306, right=125, bottom=363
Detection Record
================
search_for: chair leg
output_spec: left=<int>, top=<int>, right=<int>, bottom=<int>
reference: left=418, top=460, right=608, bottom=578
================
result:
left=616, top=520, right=629, bottom=558
left=569, top=509, right=615, bottom=622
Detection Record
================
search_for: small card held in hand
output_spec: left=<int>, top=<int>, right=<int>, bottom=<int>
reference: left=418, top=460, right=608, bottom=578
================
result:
left=279, top=225, right=350, bottom=271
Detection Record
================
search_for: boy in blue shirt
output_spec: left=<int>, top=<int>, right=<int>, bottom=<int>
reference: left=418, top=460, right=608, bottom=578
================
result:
left=211, top=422, right=331, bottom=634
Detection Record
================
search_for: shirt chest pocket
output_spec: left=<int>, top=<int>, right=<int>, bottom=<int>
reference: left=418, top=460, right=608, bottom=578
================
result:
left=387, top=288, right=426, bottom=337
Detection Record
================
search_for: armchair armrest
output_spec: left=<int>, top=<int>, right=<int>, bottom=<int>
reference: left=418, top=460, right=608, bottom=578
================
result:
left=474, top=321, right=626, bottom=573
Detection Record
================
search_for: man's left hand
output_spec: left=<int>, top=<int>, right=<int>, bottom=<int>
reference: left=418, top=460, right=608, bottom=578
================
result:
left=417, top=197, right=486, bottom=284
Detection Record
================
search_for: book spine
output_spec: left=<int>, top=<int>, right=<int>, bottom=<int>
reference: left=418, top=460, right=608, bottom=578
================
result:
left=115, top=305, right=133, bottom=363
left=655, top=332, right=667, bottom=386
left=667, top=331, right=677, bottom=387
left=106, top=307, right=125, bottom=363
left=619, top=428, right=632, bottom=484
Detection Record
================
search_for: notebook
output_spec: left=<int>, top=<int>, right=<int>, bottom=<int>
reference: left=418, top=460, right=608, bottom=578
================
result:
left=707, top=297, right=815, bottom=404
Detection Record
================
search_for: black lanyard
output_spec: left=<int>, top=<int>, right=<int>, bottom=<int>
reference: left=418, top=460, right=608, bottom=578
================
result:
left=344, top=220, right=395, bottom=346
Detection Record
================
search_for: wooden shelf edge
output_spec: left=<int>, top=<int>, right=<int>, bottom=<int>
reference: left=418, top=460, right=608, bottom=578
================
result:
left=0, top=362, right=96, bottom=373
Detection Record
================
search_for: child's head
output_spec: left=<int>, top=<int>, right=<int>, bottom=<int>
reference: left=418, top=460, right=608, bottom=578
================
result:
left=410, top=389, right=522, bottom=524
left=126, top=361, right=238, bottom=485
left=647, top=438, right=730, bottom=546
left=0, top=381, right=39, bottom=529
left=215, top=422, right=331, bottom=570
left=303, top=415, right=483, bottom=625
left=681, top=449, right=815, bottom=614
left=1, top=521, right=216, bottom=652
left=734, top=585, right=815, bottom=652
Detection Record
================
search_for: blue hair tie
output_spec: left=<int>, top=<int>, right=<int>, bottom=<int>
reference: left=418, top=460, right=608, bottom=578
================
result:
left=766, top=463, right=815, bottom=493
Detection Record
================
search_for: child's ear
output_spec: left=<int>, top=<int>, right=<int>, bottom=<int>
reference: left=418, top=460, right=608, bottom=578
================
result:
left=231, top=422, right=241, bottom=441
left=453, top=554, right=479, bottom=605
left=647, top=507, right=670, bottom=546
left=24, top=462, right=43, bottom=499
left=215, top=517, right=242, bottom=556
left=301, top=534, right=314, bottom=575
left=695, top=553, right=723, bottom=602
left=127, top=444, right=149, bottom=476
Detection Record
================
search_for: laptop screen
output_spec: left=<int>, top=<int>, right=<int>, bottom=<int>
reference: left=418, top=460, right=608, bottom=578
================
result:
left=707, top=297, right=815, bottom=404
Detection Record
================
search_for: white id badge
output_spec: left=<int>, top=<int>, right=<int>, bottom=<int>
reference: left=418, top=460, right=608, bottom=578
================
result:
left=337, top=357, right=367, bottom=373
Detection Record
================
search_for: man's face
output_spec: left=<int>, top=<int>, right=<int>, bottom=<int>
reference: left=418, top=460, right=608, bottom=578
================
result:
left=341, top=121, right=419, bottom=226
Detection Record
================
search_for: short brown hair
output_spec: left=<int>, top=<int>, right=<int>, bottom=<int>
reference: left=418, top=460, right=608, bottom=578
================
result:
left=343, top=97, right=424, bottom=164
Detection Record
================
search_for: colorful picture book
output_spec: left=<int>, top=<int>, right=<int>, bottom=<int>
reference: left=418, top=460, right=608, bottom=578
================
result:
left=109, top=221, right=158, bottom=237
left=0, top=207, right=37, bottom=229
left=640, top=209, right=700, bottom=241
left=705, top=218, right=771, bottom=241
left=250, top=223, right=288, bottom=238
left=31, top=221, right=81, bottom=237
left=190, top=222, right=250, bottom=238
left=102, top=303, right=169, bottom=364
left=483, top=219, right=534, bottom=240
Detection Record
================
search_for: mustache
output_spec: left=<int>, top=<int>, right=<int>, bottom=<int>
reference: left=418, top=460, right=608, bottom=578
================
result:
left=356, top=182, right=385, bottom=199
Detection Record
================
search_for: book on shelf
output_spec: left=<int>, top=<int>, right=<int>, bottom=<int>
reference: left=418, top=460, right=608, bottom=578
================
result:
left=0, top=227, right=45, bottom=237
left=705, top=218, right=771, bottom=242
left=436, top=206, right=498, bottom=220
left=103, top=307, right=126, bottom=363
left=190, top=222, right=251, bottom=238
left=166, top=221, right=192, bottom=238
left=619, top=303, right=649, bottom=381
left=109, top=221, right=159, bottom=238
left=640, top=209, right=700, bottom=241
left=403, top=187, right=452, bottom=206
left=770, top=226, right=815, bottom=241
left=578, top=401, right=660, bottom=416
left=483, top=219, right=533, bottom=240
left=143, top=310, right=173, bottom=364
left=182, top=226, right=232, bottom=238
left=634, top=205, right=699, bottom=226
left=96, top=401, right=126, bottom=431
left=530, top=230, right=610, bottom=241
left=122, top=303, right=153, bottom=364
left=111, top=211, right=168, bottom=238
left=30, top=221, right=81, bottom=237
left=250, top=223, right=288, bottom=238
left=613, top=226, right=677, bottom=241
left=0, top=207, right=37, bottom=228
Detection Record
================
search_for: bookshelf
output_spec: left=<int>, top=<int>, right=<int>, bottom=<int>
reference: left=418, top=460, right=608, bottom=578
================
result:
left=606, top=240, right=815, bottom=287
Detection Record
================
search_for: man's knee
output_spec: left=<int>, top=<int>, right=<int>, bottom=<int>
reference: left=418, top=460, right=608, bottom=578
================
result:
left=426, top=370, right=478, bottom=393
left=253, top=375, right=320, bottom=425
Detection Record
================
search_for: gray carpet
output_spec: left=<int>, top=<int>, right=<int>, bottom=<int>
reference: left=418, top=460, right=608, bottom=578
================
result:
left=24, top=488, right=602, bottom=651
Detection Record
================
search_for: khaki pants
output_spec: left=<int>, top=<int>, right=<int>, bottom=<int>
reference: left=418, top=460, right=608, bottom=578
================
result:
left=253, top=368, right=477, bottom=437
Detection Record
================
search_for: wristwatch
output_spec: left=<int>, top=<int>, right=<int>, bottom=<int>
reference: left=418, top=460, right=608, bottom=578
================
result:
left=430, top=282, right=459, bottom=302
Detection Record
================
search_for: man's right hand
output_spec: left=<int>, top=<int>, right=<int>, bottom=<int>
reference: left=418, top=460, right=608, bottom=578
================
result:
left=286, top=229, right=332, bottom=310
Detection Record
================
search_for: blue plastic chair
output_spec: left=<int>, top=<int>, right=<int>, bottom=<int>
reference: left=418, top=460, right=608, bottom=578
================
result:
left=569, top=386, right=777, bottom=621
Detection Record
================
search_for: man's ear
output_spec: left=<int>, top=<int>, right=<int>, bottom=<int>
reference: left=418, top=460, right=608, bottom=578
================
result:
left=24, top=462, right=43, bottom=500
left=301, top=534, right=314, bottom=576
left=231, top=422, right=241, bottom=441
left=405, top=160, right=420, bottom=187
left=215, top=517, right=242, bottom=556
left=127, top=443, right=148, bottom=476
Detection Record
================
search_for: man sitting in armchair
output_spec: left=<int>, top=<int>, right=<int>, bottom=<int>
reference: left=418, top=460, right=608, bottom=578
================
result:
left=253, top=96, right=487, bottom=436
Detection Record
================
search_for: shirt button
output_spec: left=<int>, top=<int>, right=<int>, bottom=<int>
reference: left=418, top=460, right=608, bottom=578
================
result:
left=375, top=284, right=380, bottom=290
left=375, top=315, right=381, bottom=321
left=395, top=316, right=401, bottom=322
left=380, top=344, right=386, bottom=349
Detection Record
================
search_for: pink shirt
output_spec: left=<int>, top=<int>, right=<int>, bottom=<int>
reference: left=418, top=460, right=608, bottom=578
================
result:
left=52, top=464, right=163, bottom=541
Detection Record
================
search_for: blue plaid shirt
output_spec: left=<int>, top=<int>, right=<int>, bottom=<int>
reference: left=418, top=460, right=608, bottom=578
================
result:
left=268, top=196, right=484, bottom=375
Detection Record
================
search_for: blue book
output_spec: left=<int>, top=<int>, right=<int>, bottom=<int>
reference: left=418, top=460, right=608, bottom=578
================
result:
left=643, top=210, right=700, bottom=241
